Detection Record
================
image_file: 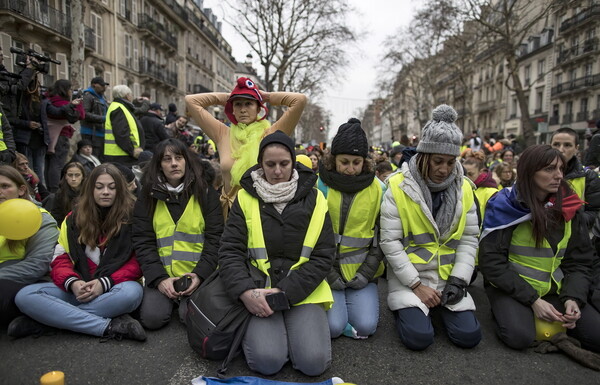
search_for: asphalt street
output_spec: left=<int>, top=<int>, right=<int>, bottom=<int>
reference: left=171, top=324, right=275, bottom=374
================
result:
left=1, top=276, right=598, bottom=385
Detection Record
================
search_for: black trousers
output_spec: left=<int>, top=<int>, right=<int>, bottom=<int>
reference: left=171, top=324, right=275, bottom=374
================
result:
left=486, top=285, right=600, bottom=352
left=0, top=279, right=28, bottom=328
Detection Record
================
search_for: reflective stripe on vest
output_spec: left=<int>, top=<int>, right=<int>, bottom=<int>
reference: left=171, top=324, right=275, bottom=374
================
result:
left=104, top=101, right=140, bottom=156
left=567, top=177, right=585, bottom=201
left=1, top=208, right=51, bottom=263
left=508, top=220, right=570, bottom=297
left=0, top=112, right=7, bottom=152
left=388, top=172, right=474, bottom=280
left=237, top=188, right=334, bottom=309
left=152, top=196, right=205, bottom=277
left=328, top=178, right=383, bottom=281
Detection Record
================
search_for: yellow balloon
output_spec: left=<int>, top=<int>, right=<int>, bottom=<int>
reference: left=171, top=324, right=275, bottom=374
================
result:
left=534, top=317, right=566, bottom=341
left=0, top=199, right=42, bottom=240
left=296, top=154, right=312, bottom=169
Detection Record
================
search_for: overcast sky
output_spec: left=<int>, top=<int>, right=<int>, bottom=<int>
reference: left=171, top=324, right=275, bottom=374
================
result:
left=204, top=0, right=416, bottom=140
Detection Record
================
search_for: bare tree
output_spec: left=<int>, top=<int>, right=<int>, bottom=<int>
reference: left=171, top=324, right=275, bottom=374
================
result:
left=296, top=101, right=329, bottom=143
left=70, top=0, right=86, bottom=90
left=224, top=0, right=356, bottom=101
left=460, top=0, right=559, bottom=146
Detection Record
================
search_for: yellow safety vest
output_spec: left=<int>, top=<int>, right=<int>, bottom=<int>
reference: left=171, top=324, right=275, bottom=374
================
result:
left=388, top=172, right=474, bottom=280
left=0, top=111, right=7, bottom=152
left=0, top=208, right=51, bottom=263
left=104, top=101, right=140, bottom=156
left=508, top=220, right=570, bottom=297
left=327, top=178, right=383, bottom=281
left=567, top=177, right=585, bottom=201
left=475, top=186, right=499, bottom=221
left=152, top=196, right=205, bottom=277
left=237, top=188, right=334, bottom=309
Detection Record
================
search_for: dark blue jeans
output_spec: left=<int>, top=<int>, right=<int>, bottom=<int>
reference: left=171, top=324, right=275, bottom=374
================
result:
left=394, top=306, right=482, bottom=350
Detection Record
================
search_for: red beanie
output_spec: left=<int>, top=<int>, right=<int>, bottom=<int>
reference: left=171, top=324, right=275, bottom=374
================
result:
left=225, top=77, right=268, bottom=124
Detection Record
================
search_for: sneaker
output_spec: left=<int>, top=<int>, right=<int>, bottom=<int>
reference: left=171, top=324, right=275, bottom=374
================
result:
left=104, top=314, right=146, bottom=342
left=7, top=315, right=54, bottom=339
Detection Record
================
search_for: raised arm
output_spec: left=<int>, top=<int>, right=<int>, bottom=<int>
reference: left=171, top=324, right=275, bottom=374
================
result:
left=267, top=92, right=308, bottom=136
left=184, top=93, right=230, bottom=145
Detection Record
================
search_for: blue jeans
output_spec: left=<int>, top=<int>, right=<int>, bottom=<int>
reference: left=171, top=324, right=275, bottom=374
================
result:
left=15, top=281, right=143, bottom=336
left=17, top=143, right=46, bottom=186
left=243, top=304, right=331, bottom=376
left=394, top=307, right=481, bottom=350
left=327, top=283, right=379, bottom=338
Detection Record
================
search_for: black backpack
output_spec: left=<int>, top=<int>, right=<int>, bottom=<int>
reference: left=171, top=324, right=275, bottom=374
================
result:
left=186, top=270, right=251, bottom=376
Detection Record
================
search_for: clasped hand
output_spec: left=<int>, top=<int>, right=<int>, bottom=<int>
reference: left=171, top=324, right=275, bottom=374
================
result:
left=72, top=279, right=103, bottom=303
left=532, top=298, right=580, bottom=329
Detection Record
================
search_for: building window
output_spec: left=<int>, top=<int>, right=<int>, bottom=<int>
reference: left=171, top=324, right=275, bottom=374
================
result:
left=91, top=12, right=103, bottom=56
left=536, top=91, right=543, bottom=112
left=524, top=65, right=531, bottom=86
left=585, top=63, right=592, bottom=77
left=552, top=104, right=559, bottom=118
left=537, top=59, right=545, bottom=79
left=581, top=98, right=588, bottom=113
left=566, top=101, right=573, bottom=115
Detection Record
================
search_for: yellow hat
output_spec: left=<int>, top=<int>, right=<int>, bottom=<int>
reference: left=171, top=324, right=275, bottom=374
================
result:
left=296, top=154, right=312, bottom=169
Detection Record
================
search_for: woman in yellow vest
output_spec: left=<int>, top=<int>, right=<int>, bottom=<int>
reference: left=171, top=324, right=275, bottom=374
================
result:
left=132, top=138, right=223, bottom=330
left=317, top=118, right=384, bottom=339
left=185, top=77, right=307, bottom=218
left=550, top=127, right=600, bottom=230
left=462, top=157, right=499, bottom=220
left=380, top=105, right=482, bottom=351
left=479, top=145, right=600, bottom=352
left=103, top=85, right=145, bottom=167
left=0, top=165, right=58, bottom=328
left=10, top=164, right=146, bottom=341
left=219, top=130, right=334, bottom=376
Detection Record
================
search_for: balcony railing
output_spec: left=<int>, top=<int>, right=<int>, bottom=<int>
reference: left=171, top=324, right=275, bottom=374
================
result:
left=138, top=57, right=178, bottom=87
left=534, top=108, right=543, bottom=115
left=562, top=113, right=573, bottom=124
left=551, top=75, right=600, bottom=96
left=557, top=38, right=599, bottom=65
left=138, top=13, right=178, bottom=49
left=549, top=116, right=559, bottom=125
left=576, top=111, right=589, bottom=122
left=0, top=0, right=71, bottom=37
left=84, top=26, right=96, bottom=51
left=190, top=12, right=220, bottom=47
left=560, top=4, right=600, bottom=33
left=163, top=0, right=188, bottom=22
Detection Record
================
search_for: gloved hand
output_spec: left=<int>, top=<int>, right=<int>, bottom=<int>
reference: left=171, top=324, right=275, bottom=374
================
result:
left=329, top=277, right=346, bottom=291
left=440, top=276, right=468, bottom=306
left=346, top=273, right=368, bottom=290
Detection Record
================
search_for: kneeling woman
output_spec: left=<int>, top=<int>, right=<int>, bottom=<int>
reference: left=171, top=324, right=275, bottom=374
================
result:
left=479, top=145, right=600, bottom=352
left=13, top=164, right=145, bottom=340
left=219, top=131, right=335, bottom=376
left=318, top=118, right=383, bottom=339
left=133, top=138, right=223, bottom=330
left=380, top=105, right=481, bottom=350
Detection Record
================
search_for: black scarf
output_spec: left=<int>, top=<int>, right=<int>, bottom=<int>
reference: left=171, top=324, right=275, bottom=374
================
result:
left=66, top=209, right=134, bottom=281
left=318, top=163, right=375, bottom=193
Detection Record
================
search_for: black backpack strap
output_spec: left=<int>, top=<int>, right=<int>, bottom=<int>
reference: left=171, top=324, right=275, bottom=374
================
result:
left=217, top=314, right=251, bottom=378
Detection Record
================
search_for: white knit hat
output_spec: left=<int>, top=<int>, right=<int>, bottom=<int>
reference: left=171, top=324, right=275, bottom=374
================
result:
left=416, top=104, right=463, bottom=156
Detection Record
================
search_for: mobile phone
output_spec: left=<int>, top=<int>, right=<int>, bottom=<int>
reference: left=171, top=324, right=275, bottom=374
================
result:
left=174, top=276, right=192, bottom=292
left=265, top=292, right=290, bottom=311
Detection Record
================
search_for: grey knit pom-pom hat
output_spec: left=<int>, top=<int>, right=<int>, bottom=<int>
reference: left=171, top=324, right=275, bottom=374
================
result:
left=416, top=104, right=463, bottom=156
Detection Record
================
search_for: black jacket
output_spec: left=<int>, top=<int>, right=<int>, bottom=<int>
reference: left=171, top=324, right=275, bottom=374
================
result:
left=103, top=98, right=145, bottom=166
left=563, top=156, right=600, bottom=229
left=132, top=177, right=223, bottom=288
left=140, top=112, right=169, bottom=153
left=80, top=89, right=108, bottom=136
left=219, top=165, right=335, bottom=305
left=479, top=210, right=594, bottom=307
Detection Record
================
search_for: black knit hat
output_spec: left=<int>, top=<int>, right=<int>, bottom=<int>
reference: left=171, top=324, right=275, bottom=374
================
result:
left=331, top=118, right=368, bottom=158
left=258, top=130, right=295, bottom=163
left=77, top=139, right=93, bottom=152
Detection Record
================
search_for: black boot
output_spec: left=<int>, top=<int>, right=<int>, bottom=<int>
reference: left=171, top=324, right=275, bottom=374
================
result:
left=103, top=314, right=146, bottom=342
left=7, top=316, right=54, bottom=339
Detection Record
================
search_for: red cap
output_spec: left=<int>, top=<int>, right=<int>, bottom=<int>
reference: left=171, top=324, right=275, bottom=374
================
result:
left=225, top=77, right=268, bottom=124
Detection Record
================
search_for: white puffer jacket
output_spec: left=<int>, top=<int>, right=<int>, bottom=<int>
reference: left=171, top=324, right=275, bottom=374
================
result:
left=380, top=164, right=479, bottom=315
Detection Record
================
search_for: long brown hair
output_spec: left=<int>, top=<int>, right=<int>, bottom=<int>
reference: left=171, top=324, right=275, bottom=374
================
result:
left=56, top=162, right=86, bottom=217
left=516, top=145, right=569, bottom=247
left=75, top=164, right=134, bottom=248
left=0, top=165, right=32, bottom=252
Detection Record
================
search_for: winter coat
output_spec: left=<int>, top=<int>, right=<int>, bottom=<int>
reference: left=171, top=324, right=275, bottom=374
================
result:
left=479, top=199, right=594, bottom=307
left=584, top=130, right=600, bottom=168
left=80, top=87, right=108, bottom=137
left=140, top=112, right=169, bottom=153
left=132, top=175, right=223, bottom=289
left=380, top=163, right=479, bottom=315
left=218, top=164, right=335, bottom=305
left=563, top=156, right=600, bottom=229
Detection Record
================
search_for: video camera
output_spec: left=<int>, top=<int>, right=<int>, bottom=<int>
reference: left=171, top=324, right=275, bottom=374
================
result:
left=10, top=47, right=61, bottom=75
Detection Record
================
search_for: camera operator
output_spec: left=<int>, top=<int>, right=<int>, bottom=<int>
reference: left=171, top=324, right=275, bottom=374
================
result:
left=1, top=47, right=48, bottom=185
left=0, top=47, right=19, bottom=165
